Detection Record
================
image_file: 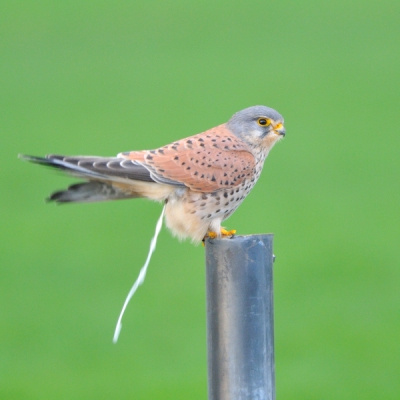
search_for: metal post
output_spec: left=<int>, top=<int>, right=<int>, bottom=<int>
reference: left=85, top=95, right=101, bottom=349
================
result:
left=205, top=234, right=275, bottom=400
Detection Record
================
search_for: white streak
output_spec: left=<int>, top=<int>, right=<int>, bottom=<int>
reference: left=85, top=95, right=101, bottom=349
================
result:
left=113, top=204, right=166, bottom=343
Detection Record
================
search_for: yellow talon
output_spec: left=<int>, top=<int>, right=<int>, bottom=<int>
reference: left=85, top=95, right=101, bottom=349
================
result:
left=221, top=228, right=236, bottom=237
left=204, top=228, right=236, bottom=243
left=208, top=231, right=218, bottom=239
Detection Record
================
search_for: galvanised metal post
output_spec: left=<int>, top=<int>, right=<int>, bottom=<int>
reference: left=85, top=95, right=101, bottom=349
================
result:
left=205, top=234, right=275, bottom=400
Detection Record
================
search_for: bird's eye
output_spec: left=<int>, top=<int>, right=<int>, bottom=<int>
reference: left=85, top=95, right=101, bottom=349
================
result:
left=257, top=118, right=271, bottom=126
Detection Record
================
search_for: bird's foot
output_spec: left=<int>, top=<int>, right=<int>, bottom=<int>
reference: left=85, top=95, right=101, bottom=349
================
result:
left=220, top=228, right=236, bottom=237
left=203, top=228, right=236, bottom=244
left=207, top=231, right=218, bottom=239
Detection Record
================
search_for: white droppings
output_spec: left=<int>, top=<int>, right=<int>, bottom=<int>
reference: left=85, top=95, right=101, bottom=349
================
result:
left=113, top=204, right=166, bottom=343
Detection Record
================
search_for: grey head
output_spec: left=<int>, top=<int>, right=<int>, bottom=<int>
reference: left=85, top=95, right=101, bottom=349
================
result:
left=226, top=105, right=285, bottom=148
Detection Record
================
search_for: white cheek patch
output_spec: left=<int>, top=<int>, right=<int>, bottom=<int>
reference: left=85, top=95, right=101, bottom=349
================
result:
left=242, top=129, right=266, bottom=146
left=251, top=128, right=265, bottom=137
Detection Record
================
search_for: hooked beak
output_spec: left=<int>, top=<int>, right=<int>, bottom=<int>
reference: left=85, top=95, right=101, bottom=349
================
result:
left=274, top=122, right=286, bottom=137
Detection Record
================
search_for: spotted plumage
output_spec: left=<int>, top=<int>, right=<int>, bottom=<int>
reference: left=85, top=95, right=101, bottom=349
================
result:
left=20, top=105, right=285, bottom=243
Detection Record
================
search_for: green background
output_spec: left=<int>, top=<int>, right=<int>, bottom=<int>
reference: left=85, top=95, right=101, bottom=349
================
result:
left=1, top=1, right=399, bottom=399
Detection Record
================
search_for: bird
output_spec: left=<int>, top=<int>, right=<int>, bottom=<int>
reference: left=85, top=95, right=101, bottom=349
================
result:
left=20, top=105, right=285, bottom=244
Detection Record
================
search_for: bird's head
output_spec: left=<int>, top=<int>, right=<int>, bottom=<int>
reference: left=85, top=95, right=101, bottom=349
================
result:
left=227, top=105, right=285, bottom=151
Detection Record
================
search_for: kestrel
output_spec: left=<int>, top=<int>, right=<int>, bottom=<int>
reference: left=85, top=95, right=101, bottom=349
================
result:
left=20, top=105, right=285, bottom=243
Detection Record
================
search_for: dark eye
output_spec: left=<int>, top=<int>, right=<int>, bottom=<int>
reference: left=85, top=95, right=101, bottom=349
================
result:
left=257, top=118, right=271, bottom=126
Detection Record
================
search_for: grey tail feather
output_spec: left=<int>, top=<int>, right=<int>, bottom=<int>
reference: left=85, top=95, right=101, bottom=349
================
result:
left=48, top=181, right=139, bottom=203
left=18, top=154, right=103, bottom=177
left=19, top=154, right=66, bottom=170
left=19, top=154, right=140, bottom=203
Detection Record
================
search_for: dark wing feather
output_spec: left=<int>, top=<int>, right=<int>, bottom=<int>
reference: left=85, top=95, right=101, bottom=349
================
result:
left=19, top=154, right=156, bottom=183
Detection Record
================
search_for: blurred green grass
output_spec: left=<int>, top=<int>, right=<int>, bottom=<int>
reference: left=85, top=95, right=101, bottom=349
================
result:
left=1, top=1, right=399, bottom=399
